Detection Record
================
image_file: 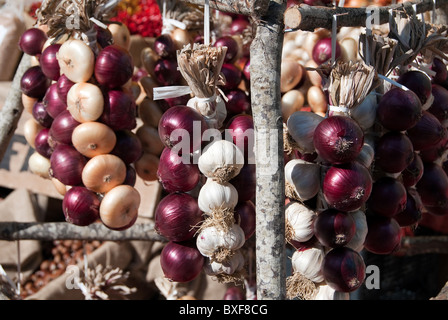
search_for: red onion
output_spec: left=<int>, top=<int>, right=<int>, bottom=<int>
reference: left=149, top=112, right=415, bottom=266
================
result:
left=374, top=131, right=414, bottom=173
left=94, top=44, right=134, bottom=89
left=226, top=114, right=254, bottom=162
left=153, top=58, right=181, bottom=86
left=407, top=110, right=447, bottom=151
left=229, top=163, right=256, bottom=202
left=110, top=130, right=143, bottom=164
left=428, top=84, right=448, bottom=125
left=376, top=87, right=422, bottom=131
left=366, top=176, right=407, bottom=218
left=314, top=208, right=355, bottom=248
left=158, top=94, right=190, bottom=112
left=224, top=88, right=251, bottom=115
left=234, top=200, right=256, bottom=240
left=401, top=152, right=424, bottom=187
left=32, top=101, right=53, bottom=128
left=21, top=66, right=51, bottom=99
left=43, top=83, right=68, bottom=119
left=100, top=90, right=137, bottom=131
left=313, top=115, right=364, bottom=165
left=95, top=25, right=113, bottom=48
left=50, top=144, right=87, bottom=186
left=19, top=28, right=47, bottom=56
left=223, top=286, right=246, bottom=300
left=230, top=17, right=250, bottom=35
left=398, top=70, right=432, bottom=105
left=322, top=161, right=372, bottom=212
left=56, top=74, right=75, bottom=102
left=364, top=215, right=401, bottom=254
left=431, top=57, right=448, bottom=84
left=321, top=247, right=365, bottom=292
left=394, top=188, right=423, bottom=227
left=62, top=186, right=100, bottom=226
left=49, top=110, right=80, bottom=145
left=158, top=105, right=207, bottom=154
left=419, top=137, right=448, bottom=163
left=155, top=192, right=203, bottom=242
left=160, top=240, right=204, bottom=283
left=416, top=162, right=448, bottom=214
left=312, top=38, right=341, bottom=65
left=34, top=128, right=53, bottom=159
left=40, top=44, right=61, bottom=81
left=154, top=33, right=176, bottom=58
left=157, top=147, right=200, bottom=193
left=243, top=59, right=250, bottom=80
left=214, top=35, right=239, bottom=63
left=123, top=164, right=137, bottom=187
left=220, top=63, right=242, bottom=90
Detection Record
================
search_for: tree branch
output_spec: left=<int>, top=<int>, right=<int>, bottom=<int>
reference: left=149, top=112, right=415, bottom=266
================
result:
left=182, top=0, right=271, bottom=17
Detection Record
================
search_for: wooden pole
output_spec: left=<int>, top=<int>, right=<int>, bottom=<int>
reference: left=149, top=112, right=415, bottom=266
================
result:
left=183, top=0, right=270, bottom=17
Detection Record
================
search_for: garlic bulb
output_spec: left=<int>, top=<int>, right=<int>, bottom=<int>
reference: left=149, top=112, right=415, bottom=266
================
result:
left=356, top=141, right=375, bottom=169
left=286, top=111, right=324, bottom=154
left=203, top=249, right=245, bottom=275
left=201, top=96, right=227, bottom=130
left=198, top=140, right=244, bottom=183
left=346, top=210, right=368, bottom=252
left=285, top=201, right=316, bottom=243
left=285, top=159, right=321, bottom=201
left=313, top=284, right=350, bottom=300
left=291, top=246, right=325, bottom=283
left=350, top=92, right=378, bottom=131
left=198, top=178, right=238, bottom=213
left=196, top=224, right=246, bottom=259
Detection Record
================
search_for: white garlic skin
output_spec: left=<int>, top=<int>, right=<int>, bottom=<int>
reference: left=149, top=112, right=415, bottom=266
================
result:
left=203, top=249, right=245, bottom=275
left=286, top=111, right=324, bottom=154
left=286, top=201, right=316, bottom=243
left=313, top=284, right=350, bottom=300
left=291, top=246, right=325, bottom=283
left=197, top=178, right=239, bottom=213
left=346, top=210, right=368, bottom=252
left=196, top=224, right=246, bottom=257
left=285, top=159, right=321, bottom=201
left=350, top=92, right=378, bottom=131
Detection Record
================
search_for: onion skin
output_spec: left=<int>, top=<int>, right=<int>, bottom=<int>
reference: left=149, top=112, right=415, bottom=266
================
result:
left=50, top=144, right=87, bottom=186
left=225, top=89, right=251, bottom=115
left=280, top=59, right=303, bottom=93
left=40, top=44, right=61, bottom=81
left=401, top=152, right=424, bottom=187
left=407, top=111, right=447, bottom=151
left=154, top=33, right=176, bottom=58
left=153, top=58, right=181, bottom=86
left=134, top=152, right=159, bottom=181
left=57, top=39, right=95, bottom=83
left=100, top=90, right=137, bottom=131
left=62, top=186, right=100, bottom=226
left=374, top=131, right=414, bottom=174
left=321, top=247, right=366, bottom=292
left=214, top=35, right=239, bottom=63
left=19, top=28, right=48, bottom=56
left=21, top=66, right=51, bottom=99
left=155, top=192, right=203, bottom=242
left=394, top=188, right=423, bottom=227
left=364, top=215, right=401, bottom=254
left=160, top=241, right=204, bottom=283
left=376, top=88, right=422, bottom=131
left=416, top=162, right=448, bottom=215
left=72, top=122, right=117, bottom=158
left=314, top=209, right=356, bottom=248
left=34, top=128, right=53, bottom=159
left=366, top=177, right=407, bottom=218
left=32, top=101, right=53, bottom=128
left=398, top=70, right=432, bottom=105
left=94, top=44, right=134, bottom=89
left=322, top=161, right=372, bottom=212
left=110, top=130, right=143, bottom=164
left=234, top=200, right=256, bottom=240
left=157, top=147, right=200, bottom=193
left=428, top=84, right=448, bottom=125
left=220, top=63, right=242, bottom=90
left=81, top=154, right=127, bottom=194
left=226, top=114, right=255, bottom=162
left=99, top=185, right=140, bottom=230
left=49, top=110, right=80, bottom=145
left=56, top=74, right=75, bottom=103
left=313, top=115, right=364, bottom=165
left=312, top=37, right=341, bottom=65
left=44, top=83, right=67, bottom=119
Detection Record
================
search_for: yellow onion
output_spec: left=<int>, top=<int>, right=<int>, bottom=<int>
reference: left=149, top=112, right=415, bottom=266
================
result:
left=82, top=154, right=127, bottom=194
left=72, top=122, right=117, bottom=158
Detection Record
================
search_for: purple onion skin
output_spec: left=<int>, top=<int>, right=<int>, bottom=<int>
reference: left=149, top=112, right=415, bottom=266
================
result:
left=407, top=110, right=447, bottom=151
left=314, top=208, right=356, bottom=248
left=49, top=110, right=80, bottom=145
left=94, top=44, right=134, bottom=89
left=155, top=192, right=203, bottom=242
left=364, top=215, right=402, bottom=255
left=416, top=162, right=448, bottom=215
left=62, top=186, right=100, bottom=226
left=160, top=241, right=204, bottom=283
left=34, top=128, right=53, bottom=159
left=40, top=44, right=61, bottom=81
left=398, top=70, right=432, bottom=105
left=376, top=88, right=422, bottom=131
left=56, top=74, right=75, bottom=102
left=154, top=34, right=176, bottom=58
left=43, top=83, right=67, bottom=119
left=214, top=36, right=239, bottom=63
left=157, top=147, right=200, bottom=193
left=234, top=200, right=256, bottom=240
left=229, top=163, right=256, bottom=202
left=154, top=58, right=182, bottom=86
left=431, top=58, right=448, bottom=84
left=123, top=164, right=137, bottom=187
left=401, top=152, right=424, bottom=187
left=313, top=115, right=364, bottom=165
left=226, top=114, right=254, bottom=162
left=110, top=130, right=143, bottom=164
left=100, top=90, right=137, bottom=131
left=50, top=144, right=87, bottom=186
left=394, top=188, right=423, bottom=227
left=419, top=137, right=448, bottom=163
left=21, top=66, right=51, bottom=99
left=220, top=63, right=242, bottom=90
left=223, top=287, right=246, bottom=300
left=374, top=131, right=414, bottom=174
left=321, top=247, right=366, bottom=292
left=312, top=38, right=341, bottom=65
left=225, top=89, right=251, bottom=115
left=322, top=161, right=372, bottom=212
left=32, top=101, right=53, bottom=128
left=19, top=28, right=48, bottom=56
left=366, top=176, right=407, bottom=218
left=428, top=84, right=448, bottom=124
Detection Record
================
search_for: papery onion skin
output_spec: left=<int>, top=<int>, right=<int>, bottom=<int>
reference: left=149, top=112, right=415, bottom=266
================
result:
left=220, top=63, right=242, bottom=90
left=110, top=130, right=143, bottom=164
left=226, top=114, right=255, bottom=163
left=82, top=154, right=127, bottom=194
left=160, top=241, right=204, bottom=283
left=72, top=122, right=117, bottom=158
left=321, top=247, right=366, bottom=292
left=57, top=39, right=95, bottom=83
left=157, top=147, right=200, bottom=193
left=40, top=44, right=62, bottom=81
left=313, top=115, right=364, bottom=165
left=428, top=84, right=448, bottom=125
left=153, top=58, right=181, bottom=86
left=99, top=185, right=140, bottom=230
left=67, top=82, right=104, bottom=123
left=49, top=110, right=80, bottom=145
left=374, top=131, right=414, bottom=174
left=407, top=110, right=447, bottom=151
left=394, top=188, right=423, bottom=227
left=94, top=44, right=134, bottom=89
left=32, top=101, right=53, bottom=128
left=312, top=37, right=341, bottom=65
left=397, top=70, right=432, bottom=105
left=416, top=162, right=448, bottom=215
left=44, top=83, right=67, bottom=119
left=314, top=208, right=356, bottom=248
left=50, top=144, right=87, bottom=186
left=401, top=152, right=424, bottom=187
left=21, top=66, right=51, bottom=99
left=134, top=152, right=159, bottom=181
left=155, top=192, right=203, bottom=242
left=100, top=90, right=137, bottom=131
left=376, top=87, right=422, bottom=131
left=322, top=161, right=372, bottom=212
left=214, top=35, right=239, bottom=63
left=224, top=89, right=251, bottom=115
left=19, top=28, right=48, bottom=56
left=34, top=128, right=53, bottom=159
left=158, top=105, right=207, bottom=154
left=364, top=215, right=401, bottom=254
left=154, top=33, right=176, bottom=58
left=62, top=186, right=100, bottom=226
left=419, top=137, right=448, bottom=163
left=56, top=74, right=75, bottom=103
left=234, top=200, right=256, bottom=240
left=366, top=176, right=407, bottom=218
left=431, top=58, right=448, bottom=84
